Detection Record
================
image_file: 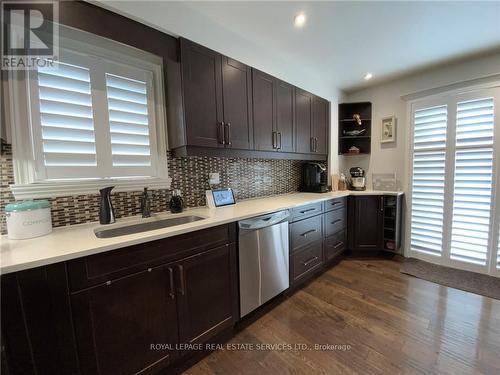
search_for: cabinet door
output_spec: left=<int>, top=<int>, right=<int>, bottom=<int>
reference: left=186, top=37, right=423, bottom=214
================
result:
left=348, top=196, right=383, bottom=252
left=295, top=88, right=313, bottom=154
left=313, top=96, right=329, bottom=155
left=181, top=38, right=224, bottom=148
left=222, top=56, right=253, bottom=150
left=276, top=80, right=295, bottom=152
left=177, top=244, right=237, bottom=345
left=252, top=69, right=276, bottom=151
left=71, top=266, right=178, bottom=375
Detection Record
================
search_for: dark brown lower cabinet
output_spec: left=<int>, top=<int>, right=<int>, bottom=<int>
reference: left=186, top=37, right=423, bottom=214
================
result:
left=1, top=224, right=238, bottom=375
left=177, top=244, right=237, bottom=345
left=71, top=266, right=178, bottom=375
left=348, top=195, right=384, bottom=253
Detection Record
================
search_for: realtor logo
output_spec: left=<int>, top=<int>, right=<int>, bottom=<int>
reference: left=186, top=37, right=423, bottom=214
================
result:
left=1, top=0, right=59, bottom=69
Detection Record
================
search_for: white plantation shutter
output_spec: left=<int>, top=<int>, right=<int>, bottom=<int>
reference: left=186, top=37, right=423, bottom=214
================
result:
left=450, top=98, right=495, bottom=265
left=35, top=61, right=98, bottom=178
left=409, top=87, right=500, bottom=277
left=410, top=105, right=447, bottom=256
left=106, top=73, right=152, bottom=169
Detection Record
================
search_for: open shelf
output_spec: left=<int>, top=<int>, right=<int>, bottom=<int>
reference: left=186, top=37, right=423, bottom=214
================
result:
left=340, top=136, right=371, bottom=139
left=338, top=102, right=372, bottom=155
left=340, top=118, right=371, bottom=123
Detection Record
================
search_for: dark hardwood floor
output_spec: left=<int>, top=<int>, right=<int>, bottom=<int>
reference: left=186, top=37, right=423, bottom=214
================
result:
left=183, top=258, right=500, bottom=375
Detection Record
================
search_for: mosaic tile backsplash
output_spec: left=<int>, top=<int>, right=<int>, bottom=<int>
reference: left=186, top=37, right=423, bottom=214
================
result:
left=1, top=143, right=306, bottom=234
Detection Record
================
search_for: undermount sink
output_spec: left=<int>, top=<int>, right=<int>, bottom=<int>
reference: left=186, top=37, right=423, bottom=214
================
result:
left=94, top=215, right=206, bottom=238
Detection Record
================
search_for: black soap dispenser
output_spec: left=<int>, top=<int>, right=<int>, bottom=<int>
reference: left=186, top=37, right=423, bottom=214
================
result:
left=99, top=186, right=116, bottom=224
left=169, top=189, right=184, bottom=213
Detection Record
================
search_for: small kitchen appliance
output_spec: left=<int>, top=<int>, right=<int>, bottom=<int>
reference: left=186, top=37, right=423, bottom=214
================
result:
left=5, top=200, right=52, bottom=239
left=300, top=162, right=328, bottom=193
left=349, top=167, right=366, bottom=191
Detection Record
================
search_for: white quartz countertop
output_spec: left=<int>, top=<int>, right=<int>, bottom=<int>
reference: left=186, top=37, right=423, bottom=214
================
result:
left=0, top=190, right=403, bottom=274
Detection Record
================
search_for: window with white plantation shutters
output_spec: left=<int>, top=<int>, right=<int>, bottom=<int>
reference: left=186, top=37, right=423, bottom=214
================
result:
left=27, top=48, right=162, bottom=182
left=410, top=105, right=447, bottom=256
left=7, top=24, right=168, bottom=199
left=450, top=98, right=494, bottom=266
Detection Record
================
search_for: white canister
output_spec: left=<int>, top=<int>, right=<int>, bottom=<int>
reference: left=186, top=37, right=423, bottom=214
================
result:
left=5, top=200, right=52, bottom=240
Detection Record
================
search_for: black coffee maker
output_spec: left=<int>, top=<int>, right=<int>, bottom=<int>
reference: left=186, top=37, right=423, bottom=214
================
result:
left=300, top=162, right=328, bottom=193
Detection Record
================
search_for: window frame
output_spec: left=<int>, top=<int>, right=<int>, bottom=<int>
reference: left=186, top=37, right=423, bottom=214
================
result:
left=405, top=82, right=500, bottom=277
left=7, top=25, right=170, bottom=199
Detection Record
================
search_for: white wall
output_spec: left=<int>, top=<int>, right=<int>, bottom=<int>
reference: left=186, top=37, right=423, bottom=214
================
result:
left=342, top=52, right=500, bottom=191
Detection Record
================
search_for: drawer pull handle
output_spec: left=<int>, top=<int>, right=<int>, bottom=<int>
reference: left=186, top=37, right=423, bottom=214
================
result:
left=302, top=256, right=319, bottom=266
left=106, top=280, right=111, bottom=286
left=300, top=208, right=316, bottom=214
left=333, top=241, right=344, bottom=249
left=301, top=229, right=317, bottom=238
left=330, top=201, right=340, bottom=206
left=331, top=219, right=342, bottom=225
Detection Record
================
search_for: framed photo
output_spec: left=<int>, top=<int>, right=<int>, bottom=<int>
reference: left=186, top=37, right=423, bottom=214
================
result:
left=381, top=116, right=396, bottom=143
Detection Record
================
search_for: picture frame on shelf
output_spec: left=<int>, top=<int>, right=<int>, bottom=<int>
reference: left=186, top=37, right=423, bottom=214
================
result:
left=381, top=115, right=396, bottom=143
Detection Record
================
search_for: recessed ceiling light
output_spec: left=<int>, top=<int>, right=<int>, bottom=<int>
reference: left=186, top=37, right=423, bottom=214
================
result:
left=364, top=72, right=373, bottom=81
left=294, top=13, right=306, bottom=28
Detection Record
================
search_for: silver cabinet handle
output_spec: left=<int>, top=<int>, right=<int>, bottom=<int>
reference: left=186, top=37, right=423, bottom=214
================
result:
left=380, top=196, right=384, bottom=212
left=168, top=267, right=175, bottom=299
left=218, top=122, right=225, bottom=145
left=310, top=137, right=314, bottom=152
left=301, top=229, right=317, bottom=238
left=225, top=122, right=232, bottom=145
left=300, top=208, right=315, bottom=214
left=302, top=256, right=319, bottom=266
left=333, top=241, right=344, bottom=249
left=177, top=265, right=186, bottom=296
left=272, top=131, right=277, bottom=149
left=278, top=132, right=282, bottom=150
left=314, top=137, right=318, bottom=152
left=331, top=219, right=342, bottom=225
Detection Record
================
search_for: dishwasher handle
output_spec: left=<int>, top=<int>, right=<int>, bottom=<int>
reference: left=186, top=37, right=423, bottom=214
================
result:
left=238, top=210, right=290, bottom=231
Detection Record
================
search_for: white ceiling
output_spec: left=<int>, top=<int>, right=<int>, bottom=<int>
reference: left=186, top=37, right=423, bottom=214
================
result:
left=95, top=1, right=500, bottom=94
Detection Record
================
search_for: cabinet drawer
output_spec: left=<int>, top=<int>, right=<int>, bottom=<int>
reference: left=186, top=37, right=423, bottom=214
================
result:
left=290, top=215, right=322, bottom=252
left=290, top=202, right=323, bottom=222
left=291, top=240, right=323, bottom=282
left=324, top=230, right=346, bottom=261
left=323, top=197, right=346, bottom=212
left=68, top=224, right=236, bottom=291
left=323, top=208, right=346, bottom=237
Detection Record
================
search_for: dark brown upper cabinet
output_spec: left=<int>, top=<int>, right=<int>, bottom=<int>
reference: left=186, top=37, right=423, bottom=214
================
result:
left=179, top=38, right=252, bottom=151
left=276, top=80, right=295, bottom=152
left=313, top=96, right=329, bottom=155
left=221, top=57, right=253, bottom=150
left=295, top=88, right=314, bottom=154
left=173, top=37, right=328, bottom=160
left=180, top=38, right=223, bottom=148
left=252, top=69, right=276, bottom=151
left=295, top=89, right=328, bottom=156
left=252, top=69, right=295, bottom=152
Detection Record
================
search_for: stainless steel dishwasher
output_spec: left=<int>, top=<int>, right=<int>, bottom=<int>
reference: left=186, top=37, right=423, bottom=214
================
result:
left=238, top=210, right=290, bottom=318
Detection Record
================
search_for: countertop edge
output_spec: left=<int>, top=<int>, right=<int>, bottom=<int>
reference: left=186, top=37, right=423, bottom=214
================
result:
left=1, top=190, right=404, bottom=274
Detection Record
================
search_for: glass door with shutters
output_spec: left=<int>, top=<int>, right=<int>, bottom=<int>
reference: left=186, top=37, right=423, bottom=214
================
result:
left=408, top=86, right=500, bottom=276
